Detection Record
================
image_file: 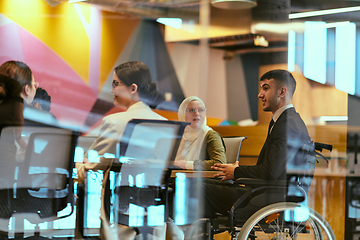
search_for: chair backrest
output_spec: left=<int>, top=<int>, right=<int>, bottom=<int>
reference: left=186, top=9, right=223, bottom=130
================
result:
left=117, top=119, right=189, bottom=187
left=223, top=136, right=247, bottom=164
left=114, top=119, right=188, bottom=229
left=15, top=127, right=78, bottom=219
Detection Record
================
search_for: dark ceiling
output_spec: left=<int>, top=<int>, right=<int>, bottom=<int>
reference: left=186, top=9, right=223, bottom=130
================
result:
left=51, top=0, right=360, bottom=50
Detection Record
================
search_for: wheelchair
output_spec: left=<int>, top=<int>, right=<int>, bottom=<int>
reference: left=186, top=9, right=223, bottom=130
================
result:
left=187, top=141, right=336, bottom=240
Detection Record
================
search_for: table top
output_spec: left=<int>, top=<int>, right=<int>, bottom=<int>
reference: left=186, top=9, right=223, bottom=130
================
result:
left=170, top=170, right=222, bottom=178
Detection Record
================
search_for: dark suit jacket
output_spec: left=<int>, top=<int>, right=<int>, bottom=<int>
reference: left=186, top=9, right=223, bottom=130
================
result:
left=234, top=107, right=311, bottom=181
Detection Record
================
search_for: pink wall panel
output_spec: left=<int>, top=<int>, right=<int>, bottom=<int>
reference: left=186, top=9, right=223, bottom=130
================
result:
left=0, top=21, right=98, bottom=130
left=0, top=21, right=25, bottom=64
left=17, top=25, right=97, bottom=129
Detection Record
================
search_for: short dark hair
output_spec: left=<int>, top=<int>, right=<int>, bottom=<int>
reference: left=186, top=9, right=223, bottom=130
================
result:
left=114, top=61, right=164, bottom=108
left=33, top=87, right=52, bottom=112
left=0, top=61, right=33, bottom=91
left=260, top=69, right=296, bottom=96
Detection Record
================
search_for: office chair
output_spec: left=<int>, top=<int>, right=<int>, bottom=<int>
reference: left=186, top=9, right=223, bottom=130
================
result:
left=222, top=136, right=247, bottom=164
left=106, top=119, right=189, bottom=238
left=0, top=126, right=78, bottom=239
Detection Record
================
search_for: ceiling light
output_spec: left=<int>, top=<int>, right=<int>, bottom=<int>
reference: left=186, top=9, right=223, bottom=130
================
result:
left=156, top=18, right=182, bottom=29
left=211, top=0, right=257, bottom=10
left=289, top=6, right=360, bottom=19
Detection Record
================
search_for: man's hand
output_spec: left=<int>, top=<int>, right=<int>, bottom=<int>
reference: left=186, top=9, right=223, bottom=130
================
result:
left=211, top=161, right=239, bottom=181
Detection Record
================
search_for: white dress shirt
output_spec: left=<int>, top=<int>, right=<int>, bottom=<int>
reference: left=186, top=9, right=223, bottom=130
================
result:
left=270, top=104, right=293, bottom=133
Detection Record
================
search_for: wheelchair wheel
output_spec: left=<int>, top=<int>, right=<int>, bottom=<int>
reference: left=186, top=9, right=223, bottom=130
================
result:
left=238, top=202, right=335, bottom=240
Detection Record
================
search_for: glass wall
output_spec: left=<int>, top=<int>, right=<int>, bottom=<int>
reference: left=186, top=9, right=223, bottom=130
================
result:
left=0, top=0, right=358, bottom=239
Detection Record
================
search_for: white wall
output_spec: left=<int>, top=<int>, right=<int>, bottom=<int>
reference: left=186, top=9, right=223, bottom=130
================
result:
left=169, top=42, right=228, bottom=120
left=225, top=55, right=252, bottom=122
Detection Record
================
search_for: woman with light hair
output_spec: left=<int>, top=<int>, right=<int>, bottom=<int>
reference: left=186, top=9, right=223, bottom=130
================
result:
left=174, top=96, right=226, bottom=170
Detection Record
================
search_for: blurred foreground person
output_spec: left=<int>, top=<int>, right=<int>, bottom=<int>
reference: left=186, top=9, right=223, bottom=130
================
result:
left=0, top=60, right=36, bottom=165
left=76, top=61, right=166, bottom=240
left=0, top=74, right=23, bottom=180
left=0, top=61, right=36, bottom=238
left=0, top=61, right=59, bottom=128
left=0, top=61, right=37, bottom=107
left=174, top=96, right=226, bottom=170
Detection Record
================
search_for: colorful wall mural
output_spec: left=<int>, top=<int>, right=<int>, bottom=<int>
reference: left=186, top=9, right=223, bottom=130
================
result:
left=0, top=0, right=184, bottom=132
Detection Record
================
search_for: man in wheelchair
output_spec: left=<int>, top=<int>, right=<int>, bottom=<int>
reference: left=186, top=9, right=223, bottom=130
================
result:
left=191, top=70, right=334, bottom=240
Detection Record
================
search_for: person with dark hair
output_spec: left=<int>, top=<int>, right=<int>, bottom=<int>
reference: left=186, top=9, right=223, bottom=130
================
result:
left=0, top=74, right=23, bottom=104
left=0, top=73, right=23, bottom=126
left=0, top=61, right=37, bottom=106
left=0, top=73, right=25, bottom=151
left=76, top=61, right=166, bottom=239
left=32, top=87, right=52, bottom=112
left=0, top=61, right=35, bottom=153
left=0, top=84, right=5, bottom=103
left=198, top=69, right=311, bottom=218
left=0, top=61, right=59, bottom=128
left=0, top=62, right=34, bottom=237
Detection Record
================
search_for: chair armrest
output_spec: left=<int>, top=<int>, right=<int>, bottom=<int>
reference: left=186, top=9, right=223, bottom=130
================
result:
left=235, top=178, right=287, bottom=187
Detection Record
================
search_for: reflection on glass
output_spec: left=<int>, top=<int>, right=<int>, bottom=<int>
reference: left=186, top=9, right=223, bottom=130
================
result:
left=86, top=171, right=102, bottom=229
left=128, top=175, right=134, bottom=187
left=87, top=149, right=99, bottom=163
left=128, top=203, right=144, bottom=227
left=288, top=30, right=295, bottom=72
left=74, top=147, right=84, bottom=162
left=103, top=153, right=115, bottom=158
left=147, top=205, right=165, bottom=226
left=335, top=22, right=356, bottom=95
left=135, top=173, right=145, bottom=188
left=294, top=206, right=310, bottom=222
left=174, top=172, right=187, bottom=225
left=304, top=21, right=327, bottom=84
left=284, top=206, right=310, bottom=222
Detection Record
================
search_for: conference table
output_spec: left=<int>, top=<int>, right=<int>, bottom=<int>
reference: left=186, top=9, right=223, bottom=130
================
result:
left=170, top=169, right=221, bottom=178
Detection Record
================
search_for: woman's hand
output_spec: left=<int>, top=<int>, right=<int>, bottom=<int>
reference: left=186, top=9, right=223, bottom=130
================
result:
left=211, top=161, right=239, bottom=181
left=174, top=160, right=187, bottom=169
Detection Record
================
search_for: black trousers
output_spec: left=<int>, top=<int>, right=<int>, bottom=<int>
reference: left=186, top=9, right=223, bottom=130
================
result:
left=199, top=178, right=250, bottom=218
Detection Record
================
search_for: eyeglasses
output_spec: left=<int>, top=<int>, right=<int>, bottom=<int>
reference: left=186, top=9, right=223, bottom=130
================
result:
left=33, top=82, right=39, bottom=89
left=112, top=80, right=121, bottom=89
left=187, top=108, right=206, bottom=114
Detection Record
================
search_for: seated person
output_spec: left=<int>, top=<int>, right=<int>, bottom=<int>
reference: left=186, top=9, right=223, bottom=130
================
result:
left=76, top=61, right=166, bottom=240
left=0, top=61, right=34, bottom=155
left=201, top=69, right=311, bottom=218
left=174, top=96, right=226, bottom=170
left=32, top=87, right=52, bottom=112
left=0, top=61, right=58, bottom=128
left=0, top=62, right=33, bottom=236
left=0, top=73, right=24, bottom=167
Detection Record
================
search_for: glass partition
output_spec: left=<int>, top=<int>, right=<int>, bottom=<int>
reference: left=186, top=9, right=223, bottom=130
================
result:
left=0, top=0, right=358, bottom=239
